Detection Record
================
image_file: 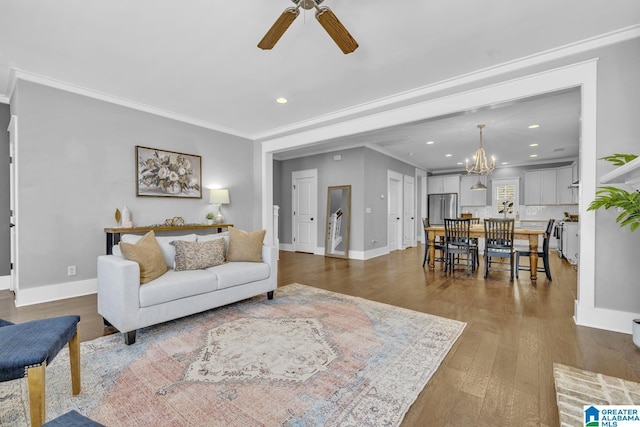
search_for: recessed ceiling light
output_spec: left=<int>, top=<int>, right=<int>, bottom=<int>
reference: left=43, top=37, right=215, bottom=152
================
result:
left=426, top=141, right=435, bottom=145
left=501, top=162, right=508, bottom=165
left=456, top=162, right=463, bottom=165
left=445, top=154, right=452, bottom=157
left=528, top=124, right=540, bottom=129
left=529, top=143, right=538, bottom=147
left=276, top=97, right=288, bottom=104
left=529, top=154, right=538, bottom=158
left=408, top=152, right=414, bottom=156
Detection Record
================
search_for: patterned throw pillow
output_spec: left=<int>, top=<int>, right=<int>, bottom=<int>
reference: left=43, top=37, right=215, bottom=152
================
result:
left=170, top=239, right=226, bottom=271
left=226, top=228, right=266, bottom=262
left=119, top=231, right=168, bottom=284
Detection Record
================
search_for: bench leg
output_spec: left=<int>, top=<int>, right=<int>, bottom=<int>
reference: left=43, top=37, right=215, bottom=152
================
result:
left=27, top=364, right=46, bottom=427
left=267, top=291, right=274, bottom=300
left=69, top=331, right=81, bottom=395
left=124, top=330, right=137, bottom=345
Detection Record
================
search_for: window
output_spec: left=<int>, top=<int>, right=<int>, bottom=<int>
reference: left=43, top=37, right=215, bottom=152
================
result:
left=491, top=178, right=520, bottom=217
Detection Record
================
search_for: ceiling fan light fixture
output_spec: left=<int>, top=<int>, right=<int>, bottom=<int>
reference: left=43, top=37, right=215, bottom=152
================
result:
left=257, top=7, right=300, bottom=50
left=315, top=7, right=359, bottom=54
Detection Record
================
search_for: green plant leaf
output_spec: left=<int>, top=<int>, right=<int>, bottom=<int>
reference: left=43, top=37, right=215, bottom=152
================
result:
left=600, top=153, right=638, bottom=166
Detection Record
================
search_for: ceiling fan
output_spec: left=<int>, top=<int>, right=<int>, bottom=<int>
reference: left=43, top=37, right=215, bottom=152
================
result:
left=258, top=0, right=359, bottom=54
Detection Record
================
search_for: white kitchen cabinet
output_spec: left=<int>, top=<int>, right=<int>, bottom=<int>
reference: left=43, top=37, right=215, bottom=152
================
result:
left=428, top=174, right=460, bottom=194
left=525, top=169, right=557, bottom=205
left=460, top=175, right=487, bottom=206
left=556, top=166, right=574, bottom=204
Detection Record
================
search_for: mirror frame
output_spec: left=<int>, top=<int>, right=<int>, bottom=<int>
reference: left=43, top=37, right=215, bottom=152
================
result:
left=324, top=185, right=351, bottom=259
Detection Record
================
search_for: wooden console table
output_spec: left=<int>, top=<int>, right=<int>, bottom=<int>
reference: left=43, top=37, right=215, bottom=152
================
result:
left=104, top=224, right=233, bottom=254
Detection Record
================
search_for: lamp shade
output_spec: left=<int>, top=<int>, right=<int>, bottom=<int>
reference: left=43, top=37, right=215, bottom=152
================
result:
left=209, top=189, right=230, bottom=204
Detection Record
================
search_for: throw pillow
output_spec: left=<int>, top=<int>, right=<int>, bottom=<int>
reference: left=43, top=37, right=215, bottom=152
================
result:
left=226, top=228, right=266, bottom=262
left=119, top=231, right=168, bottom=284
left=171, top=238, right=226, bottom=271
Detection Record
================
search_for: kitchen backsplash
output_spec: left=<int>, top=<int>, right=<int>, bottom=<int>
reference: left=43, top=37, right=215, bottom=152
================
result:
left=461, top=204, right=580, bottom=221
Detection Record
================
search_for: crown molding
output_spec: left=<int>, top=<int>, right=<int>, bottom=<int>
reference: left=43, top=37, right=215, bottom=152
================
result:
left=254, top=24, right=640, bottom=142
left=6, top=68, right=253, bottom=140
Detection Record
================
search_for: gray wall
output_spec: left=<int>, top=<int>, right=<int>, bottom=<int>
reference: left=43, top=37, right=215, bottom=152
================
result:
left=275, top=147, right=416, bottom=253
left=589, top=39, right=640, bottom=312
left=0, top=103, right=9, bottom=276
left=11, top=81, right=256, bottom=290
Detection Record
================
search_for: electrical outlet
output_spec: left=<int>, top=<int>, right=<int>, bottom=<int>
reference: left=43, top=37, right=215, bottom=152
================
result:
left=67, top=266, right=76, bottom=276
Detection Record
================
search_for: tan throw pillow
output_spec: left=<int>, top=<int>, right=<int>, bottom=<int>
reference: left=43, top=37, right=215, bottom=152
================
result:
left=119, top=231, right=168, bottom=284
left=171, top=239, right=225, bottom=271
left=226, top=228, right=266, bottom=262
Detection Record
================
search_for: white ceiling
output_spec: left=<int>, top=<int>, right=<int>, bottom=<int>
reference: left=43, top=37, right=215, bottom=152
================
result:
left=1, top=1, right=639, bottom=171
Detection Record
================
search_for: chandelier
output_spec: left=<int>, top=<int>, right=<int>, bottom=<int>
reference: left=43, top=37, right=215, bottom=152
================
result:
left=466, top=124, right=496, bottom=176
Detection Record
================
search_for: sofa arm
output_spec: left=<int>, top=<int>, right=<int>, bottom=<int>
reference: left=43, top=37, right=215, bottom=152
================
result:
left=97, top=255, right=141, bottom=332
left=261, top=245, right=278, bottom=284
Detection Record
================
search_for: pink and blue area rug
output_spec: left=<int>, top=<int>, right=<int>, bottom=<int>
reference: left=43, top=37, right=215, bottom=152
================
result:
left=1, top=284, right=465, bottom=426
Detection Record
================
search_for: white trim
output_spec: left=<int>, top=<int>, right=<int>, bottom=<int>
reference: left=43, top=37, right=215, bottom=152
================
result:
left=14, top=279, right=97, bottom=307
left=255, top=25, right=640, bottom=142
left=7, top=69, right=252, bottom=140
left=575, top=301, right=637, bottom=335
left=279, top=243, right=295, bottom=252
left=0, top=275, right=9, bottom=290
left=0, top=96, right=8, bottom=104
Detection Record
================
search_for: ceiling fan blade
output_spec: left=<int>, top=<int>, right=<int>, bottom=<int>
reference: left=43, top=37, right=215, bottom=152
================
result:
left=315, top=6, right=358, bottom=54
left=258, top=7, right=300, bottom=50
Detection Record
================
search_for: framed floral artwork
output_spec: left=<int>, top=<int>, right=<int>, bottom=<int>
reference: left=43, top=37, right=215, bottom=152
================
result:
left=136, top=146, right=202, bottom=198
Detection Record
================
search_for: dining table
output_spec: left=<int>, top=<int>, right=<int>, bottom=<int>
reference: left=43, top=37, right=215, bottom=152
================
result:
left=425, top=224, right=546, bottom=280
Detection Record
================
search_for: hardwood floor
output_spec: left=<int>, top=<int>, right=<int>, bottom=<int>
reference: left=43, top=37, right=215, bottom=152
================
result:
left=2, top=246, right=639, bottom=426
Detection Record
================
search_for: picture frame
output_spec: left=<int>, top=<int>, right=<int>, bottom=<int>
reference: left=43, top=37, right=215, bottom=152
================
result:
left=136, top=146, right=202, bottom=198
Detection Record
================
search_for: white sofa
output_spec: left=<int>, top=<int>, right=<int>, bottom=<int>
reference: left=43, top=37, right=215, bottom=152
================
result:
left=97, top=233, right=277, bottom=344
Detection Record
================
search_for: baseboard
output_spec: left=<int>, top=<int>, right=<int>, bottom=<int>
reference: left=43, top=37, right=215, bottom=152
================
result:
left=278, top=244, right=389, bottom=261
left=0, top=275, right=9, bottom=290
left=14, top=279, right=97, bottom=307
left=574, top=299, right=639, bottom=335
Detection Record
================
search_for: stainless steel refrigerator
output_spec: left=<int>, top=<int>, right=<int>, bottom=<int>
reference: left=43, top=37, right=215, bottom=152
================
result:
left=428, top=193, right=458, bottom=225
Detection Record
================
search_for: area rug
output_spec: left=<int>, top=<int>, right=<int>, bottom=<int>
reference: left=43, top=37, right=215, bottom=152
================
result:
left=1, top=284, right=465, bottom=426
left=553, top=363, right=640, bottom=427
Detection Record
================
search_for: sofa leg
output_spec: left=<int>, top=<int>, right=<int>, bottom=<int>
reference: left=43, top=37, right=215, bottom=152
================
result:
left=102, top=317, right=113, bottom=327
left=124, top=330, right=137, bottom=345
left=267, top=291, right=274, bottom=300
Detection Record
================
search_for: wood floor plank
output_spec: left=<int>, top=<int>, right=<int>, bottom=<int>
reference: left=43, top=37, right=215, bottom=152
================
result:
left=2, top=245, right=640, bottom=426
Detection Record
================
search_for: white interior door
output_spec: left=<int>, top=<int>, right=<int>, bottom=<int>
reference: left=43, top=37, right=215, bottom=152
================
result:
left=387, top=170, right=403, bottom=251
left=403, top=175, right=415, bottom=248
left=292, top=169, right=317, bottom=253
left=8, top=115, right=17, bottom=293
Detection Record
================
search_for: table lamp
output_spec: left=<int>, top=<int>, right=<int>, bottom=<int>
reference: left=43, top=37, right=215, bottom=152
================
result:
left=209, top=189, right=230, bottom=224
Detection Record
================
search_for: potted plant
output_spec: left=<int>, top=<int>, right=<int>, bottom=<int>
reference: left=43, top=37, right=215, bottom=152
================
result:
left=587, top=154, right=640, bottom=232
left=587, top=153, right=640, bottom=345
left=206, top=212, right=215, bottom=225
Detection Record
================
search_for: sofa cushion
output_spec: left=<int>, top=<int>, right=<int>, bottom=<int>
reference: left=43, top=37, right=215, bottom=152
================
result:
left=138, top=269, right=218, bottom=307
left=121, top=233, right=198, bottom=268
left=226, top=228, right=266, bottom=262
left=207, top=262, right=270, bottom=290
left=119, top=231, right=168, bottom=284
left=197, top=233, right=229, bottom=253
left=171, top=239, right=225, bottom=271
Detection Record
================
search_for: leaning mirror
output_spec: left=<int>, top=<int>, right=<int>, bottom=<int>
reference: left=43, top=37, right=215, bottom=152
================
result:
left=325, top=185, right=351, bottom=259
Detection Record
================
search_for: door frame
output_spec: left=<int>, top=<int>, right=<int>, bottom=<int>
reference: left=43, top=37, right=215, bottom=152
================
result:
left=403, top=174, right=416, bottom=248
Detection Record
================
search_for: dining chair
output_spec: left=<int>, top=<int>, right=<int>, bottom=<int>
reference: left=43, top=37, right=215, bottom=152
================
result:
left=0, top=315, right=81, bottom=427
left=422, top=217, right=445, bottom=267
left=483, top=218, right=516, bottom=281
left=516, top=219, right=555, bottom=281
left=443, top=218, right=478, bottom=275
